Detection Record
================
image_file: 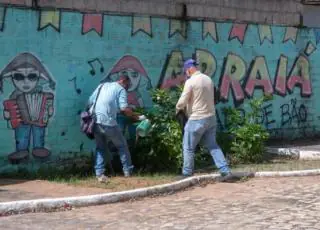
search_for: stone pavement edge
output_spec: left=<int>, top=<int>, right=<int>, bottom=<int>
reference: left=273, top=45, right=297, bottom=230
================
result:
left=1, top=169, right=320, bottom=217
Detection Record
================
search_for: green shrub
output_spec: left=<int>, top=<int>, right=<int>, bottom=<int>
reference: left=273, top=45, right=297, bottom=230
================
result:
left=224, top=96, right=270, bottom=164
left=132, top=90, right=271, bottom=172
left=132, top=88, right=183, bottom=173
left=133, top=88, right=215, bottom=173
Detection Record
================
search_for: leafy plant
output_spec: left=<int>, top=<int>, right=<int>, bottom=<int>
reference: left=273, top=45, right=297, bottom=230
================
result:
left=132, top=88, right=184, bottom=172
left=224, top=96, right=271, bottom=164
left=132, top=89, right=271, bottom=172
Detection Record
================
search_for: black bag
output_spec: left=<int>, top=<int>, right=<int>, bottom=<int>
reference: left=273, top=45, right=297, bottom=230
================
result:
left=175, top=110, right=188, bottom=135
left=175, top=110, right=200, bottom=151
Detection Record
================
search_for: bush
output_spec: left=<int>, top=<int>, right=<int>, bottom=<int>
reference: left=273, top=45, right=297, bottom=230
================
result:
left=131, top=89, right=271, bottom=172
left=132, top=88, right=184, bottom=173
left=224, top=96, right=270, bottom=164
left=133, top=88, right=214, bottom=173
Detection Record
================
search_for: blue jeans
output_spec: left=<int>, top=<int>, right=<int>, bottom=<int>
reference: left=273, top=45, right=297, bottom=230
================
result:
left=15, top=124, right=45, bottom=151
left=183, top=116, right=230, bottom=176
left=93, top=124, right=134, bottom=176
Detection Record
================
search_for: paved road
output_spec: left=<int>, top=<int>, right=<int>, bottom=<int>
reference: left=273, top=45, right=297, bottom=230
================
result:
left=1, top=176, right=320, bottom=230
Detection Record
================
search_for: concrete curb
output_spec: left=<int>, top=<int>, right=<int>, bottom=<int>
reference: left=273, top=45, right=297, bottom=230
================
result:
left=255, top=169, right=320, bottom=177
left=0, top=174, right=219, bottom=217
left=1, top=169, right=320, bottom=217
left=265, top=147, right=320, bottom=160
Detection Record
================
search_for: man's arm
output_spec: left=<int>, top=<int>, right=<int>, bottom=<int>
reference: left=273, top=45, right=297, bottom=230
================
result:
left=176, top=81, right=192, bottom=112
left=118, top=88, right=141, bottom=122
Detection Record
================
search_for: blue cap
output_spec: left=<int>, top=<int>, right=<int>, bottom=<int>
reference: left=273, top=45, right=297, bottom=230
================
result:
left=183, top=59, right=198, bottom=73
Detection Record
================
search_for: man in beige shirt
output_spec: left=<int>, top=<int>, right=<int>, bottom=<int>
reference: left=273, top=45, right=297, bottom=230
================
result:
left=176, top=59, right=233, bottom=180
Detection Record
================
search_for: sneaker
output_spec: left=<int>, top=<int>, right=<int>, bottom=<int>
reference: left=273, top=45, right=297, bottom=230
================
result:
left=175, top=174, right=192, bottom=181
left=124, top=171, right=132, bottom=177
left=218, top=172, right=254, bottom=183
left=97, top=174, right=108, bottom=183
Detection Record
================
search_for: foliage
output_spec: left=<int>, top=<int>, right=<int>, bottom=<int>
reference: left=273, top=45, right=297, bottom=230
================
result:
left=132, top=87, right=217, bottom=172
left=224, top=96, right=271, bottom=164
left=132, top=89, right=271, bottom=172
left=132, top=87, right=184, bottom=172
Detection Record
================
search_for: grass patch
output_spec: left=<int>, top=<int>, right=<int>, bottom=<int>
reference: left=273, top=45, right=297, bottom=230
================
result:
left=47, top=159, right=320, bottom=191
left=49, top=173, right=176, bottom=192
left=2, top=158, right=320, bottom=192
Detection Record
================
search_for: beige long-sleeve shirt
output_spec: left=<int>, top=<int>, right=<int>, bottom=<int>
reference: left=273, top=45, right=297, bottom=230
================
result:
left=176, top=71, right=215, bottom=120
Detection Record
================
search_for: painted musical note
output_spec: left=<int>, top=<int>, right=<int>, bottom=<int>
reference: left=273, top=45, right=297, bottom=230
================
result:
left=87, top=58, right=104, bottom=76
left=68, top=76, right=82, bottom=94
left=80, top=142, right=84, bottom=152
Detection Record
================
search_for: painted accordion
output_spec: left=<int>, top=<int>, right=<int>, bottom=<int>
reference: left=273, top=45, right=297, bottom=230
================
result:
left=3, top=93, right=54, bottom=128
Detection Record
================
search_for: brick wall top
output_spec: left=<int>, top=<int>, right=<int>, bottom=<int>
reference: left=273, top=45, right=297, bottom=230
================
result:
left=0, top=0, right=32, bottom=6
left=0, top=0, right=305, bottom=26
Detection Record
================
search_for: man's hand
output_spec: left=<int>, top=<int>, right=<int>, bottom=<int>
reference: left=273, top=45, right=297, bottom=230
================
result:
left=121, top=107, right=142, bottom=122
left=138, top=115, right=146, bottom=121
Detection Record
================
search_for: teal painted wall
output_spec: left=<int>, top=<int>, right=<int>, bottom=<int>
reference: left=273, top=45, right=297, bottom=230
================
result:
left=0, top=7, right=319, bottom=172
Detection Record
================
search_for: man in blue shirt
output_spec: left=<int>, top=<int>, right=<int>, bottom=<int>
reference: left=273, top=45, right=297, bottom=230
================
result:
left=89, top=75, right=145, bottom=183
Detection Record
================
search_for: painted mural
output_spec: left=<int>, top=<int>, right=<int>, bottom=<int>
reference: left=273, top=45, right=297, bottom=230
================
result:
left=1, top=52, right=55, bottom=164
left=0, top=5, right=319, bottom=171
left=160, top=50, right=312, bottom=102
left=102, top=55, right=152, bottom=140
left=103, top=55, right=152, bottom=109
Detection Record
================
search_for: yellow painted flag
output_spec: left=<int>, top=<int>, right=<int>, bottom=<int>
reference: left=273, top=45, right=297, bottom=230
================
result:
left=169, top=19, right=187, bottom=39
left=132, top=16, right=152, bottom=37
left=39, top=10, right=61, bottom=32
left=202, top=21, right=218, bottom=42
left=283, top=27, right=298, bottom=43
left=258, top=25, right=273, bottom=44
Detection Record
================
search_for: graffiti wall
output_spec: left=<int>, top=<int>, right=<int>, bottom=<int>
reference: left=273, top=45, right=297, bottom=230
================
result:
left=0, top=6, right=320, bottom=172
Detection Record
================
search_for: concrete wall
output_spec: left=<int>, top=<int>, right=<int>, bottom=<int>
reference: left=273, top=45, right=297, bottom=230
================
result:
left=0, top=5, right=319, bottom=173
left=302, top=5, right=320, bottom=27
left=0, top=0, right=303, bottom=26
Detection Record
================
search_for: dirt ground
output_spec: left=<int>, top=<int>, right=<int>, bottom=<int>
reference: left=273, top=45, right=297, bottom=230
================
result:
left=0, top=176, right=175, bottom=202
left=1, top=159, right=320, bottom=203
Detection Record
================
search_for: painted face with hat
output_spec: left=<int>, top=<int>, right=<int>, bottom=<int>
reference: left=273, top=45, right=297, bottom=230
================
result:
left=9, top=68, right=40, bottom=93
left=103, top=55, right=152, bottom=109
left=0, top=52, right=55, bottom=94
